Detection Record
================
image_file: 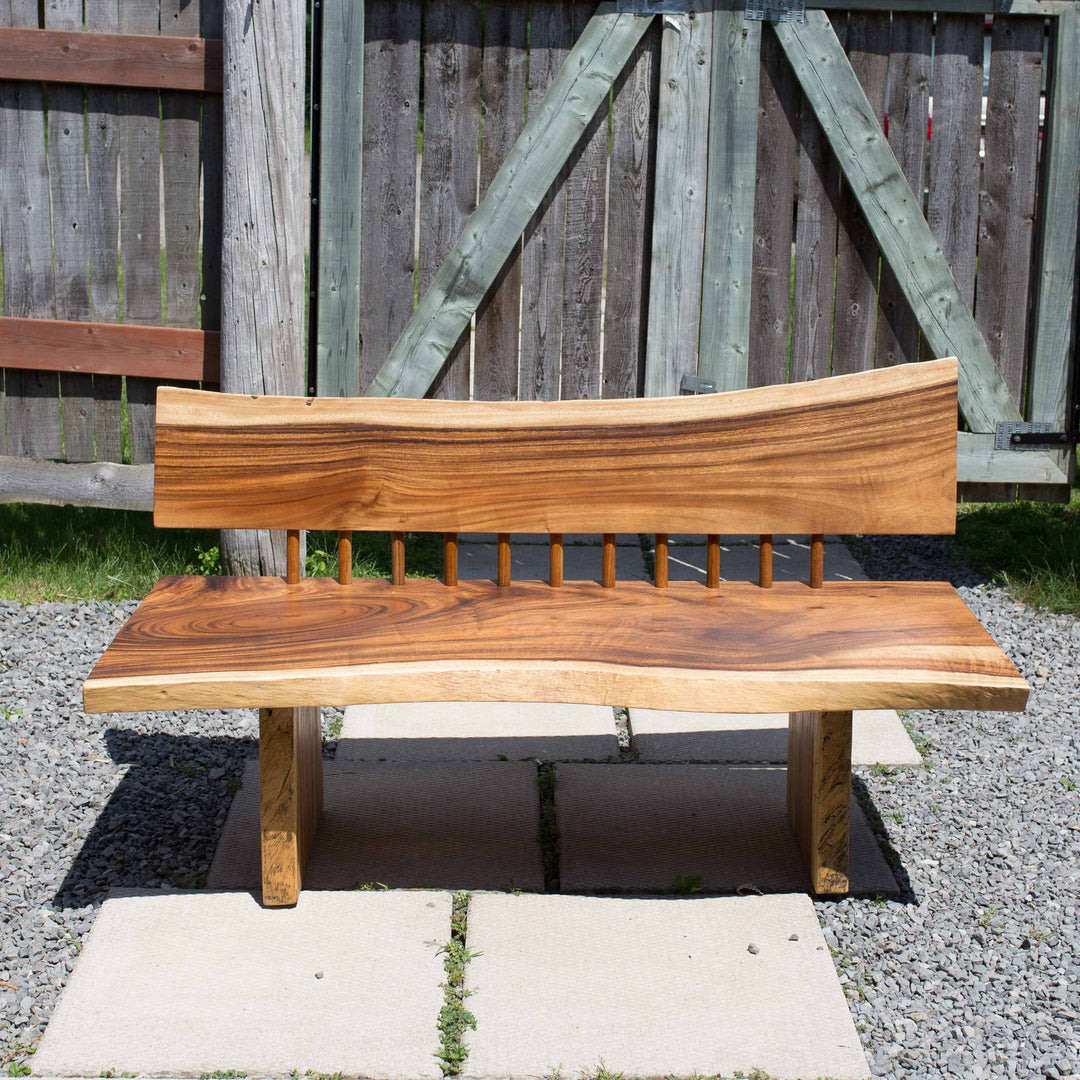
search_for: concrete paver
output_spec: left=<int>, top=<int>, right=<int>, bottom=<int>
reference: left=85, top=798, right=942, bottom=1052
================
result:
left=32, top=890, right=449, bottom=1079
left=462, top=892, right=870, bottom=1080
left=208, top=758, right=544, bottom=892
left=630, top=708, right=923, bottom=766
left=337, top=701, right=620, bottom=763
left=557, top=763, right=897, bottom=895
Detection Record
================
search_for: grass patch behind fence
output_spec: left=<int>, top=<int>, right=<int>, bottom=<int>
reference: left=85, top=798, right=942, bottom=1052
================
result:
left=956, top=484, right=1080, bottom=615
left=0, top=505, right=443, bottom=602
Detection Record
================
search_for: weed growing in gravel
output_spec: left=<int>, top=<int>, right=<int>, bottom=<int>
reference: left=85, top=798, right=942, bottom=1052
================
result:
left=673, top=874, right=704, bottom=894
left=436, top=892, right=480, bottom=1076
left=583, top=1062, right=625, bottom=1080
left=198, top=1072, right=247, bottom=1079
left=7, top=1064, right=31, bottom=1078
left=1060, top=777, right=1076, bottom=791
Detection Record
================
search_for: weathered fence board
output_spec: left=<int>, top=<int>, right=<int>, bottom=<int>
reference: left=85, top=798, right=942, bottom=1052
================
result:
left=519, top=0, right=574, bottom=401
left=419, top=0, right=480, bottom=400
left=874, top=14, right=932, bottom=369
left=603, top=26, right=659, bottom=399
left=1, top=0, right=60, bottom=461
left=748, top=27, right=798, bottom=389
left=644, top=3, right=713, bottom=398
left=831, top=12, right=888, bottom=377
left=85, top=0, right=124, bottom=464
left=474, top=0, right=528, bottom=401
left=46, top=0, right=94, bottom=463
left=698, top=12, right=760, bottom=392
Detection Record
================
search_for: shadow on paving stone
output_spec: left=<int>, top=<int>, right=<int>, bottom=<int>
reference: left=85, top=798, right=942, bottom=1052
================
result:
left=54, top=729, right=255, bottom=909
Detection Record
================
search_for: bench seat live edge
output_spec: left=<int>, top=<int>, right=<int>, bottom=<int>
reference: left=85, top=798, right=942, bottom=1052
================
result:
left=82, top=357, right=1028, bottom=906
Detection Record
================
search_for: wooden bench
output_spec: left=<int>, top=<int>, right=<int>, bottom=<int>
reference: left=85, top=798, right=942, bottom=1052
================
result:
left=83, top=357, right=1028, bottom=906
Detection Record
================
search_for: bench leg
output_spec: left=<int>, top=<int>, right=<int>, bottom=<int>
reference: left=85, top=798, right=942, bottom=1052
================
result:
left=259, top=707, right=323, bottom=907
left=787, top=710, right=852, bottom=896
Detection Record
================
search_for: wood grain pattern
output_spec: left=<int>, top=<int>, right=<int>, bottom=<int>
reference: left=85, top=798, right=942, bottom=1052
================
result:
left=84, top=577, right=1028, bottom=715
left=259, top=706, right=323, bottom=907
left=787, top=709, right=852, bottom=895
left=498, top=533, right=512, bottom=587
left=0, top=26, right=222, bottom=90
left=154, top=360, right=960, bottom=535
left=810, top=534, right=824, bottom=588
left=0, top=317, right=220, bottom=381
left=391, top=532, right=405, bottom=586
left=286, top=530, right=301, bottom=585
left=0, top=456, right=153, bottom=510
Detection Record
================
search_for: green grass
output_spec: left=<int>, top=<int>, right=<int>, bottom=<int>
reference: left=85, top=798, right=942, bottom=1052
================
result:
left=436, top=892, right=479, bottom=1077
left=0, top=505, right=443, bottom=602
left=955, top=484, right=1080, bottom=614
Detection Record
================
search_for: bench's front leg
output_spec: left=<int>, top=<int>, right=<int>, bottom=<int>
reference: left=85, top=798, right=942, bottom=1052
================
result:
left=787, top=710, right=852, bottom=896
left=259, top=707, right=323, bottom=906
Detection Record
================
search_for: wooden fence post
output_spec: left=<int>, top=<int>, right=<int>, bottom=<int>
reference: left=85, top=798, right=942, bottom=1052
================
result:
left=220, top=0, right=308, bottom=575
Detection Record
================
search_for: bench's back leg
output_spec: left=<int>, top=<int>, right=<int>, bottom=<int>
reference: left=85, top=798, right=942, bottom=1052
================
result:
left=259, top=706, right=324, bottom=906
left=787, top=710, right=852, bottom=895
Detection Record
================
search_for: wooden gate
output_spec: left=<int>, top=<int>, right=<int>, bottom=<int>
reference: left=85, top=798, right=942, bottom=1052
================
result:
left=311, top=0, right=1080, bottom=500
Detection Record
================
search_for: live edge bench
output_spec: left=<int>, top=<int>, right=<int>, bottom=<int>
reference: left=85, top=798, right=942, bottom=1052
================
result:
left=83, top=357, right=1028, bottom=906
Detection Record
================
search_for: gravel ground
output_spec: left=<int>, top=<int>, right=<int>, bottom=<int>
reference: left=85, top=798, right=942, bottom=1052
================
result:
left=1, top=539, right=1078, bottom=1077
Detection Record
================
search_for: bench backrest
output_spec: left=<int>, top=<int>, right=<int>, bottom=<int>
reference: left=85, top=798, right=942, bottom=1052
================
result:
left=153, top=358, right=958, bottom=536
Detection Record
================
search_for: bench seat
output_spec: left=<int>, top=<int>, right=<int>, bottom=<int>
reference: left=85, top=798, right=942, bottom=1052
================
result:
left=84, top=575, right=1027, bottom=716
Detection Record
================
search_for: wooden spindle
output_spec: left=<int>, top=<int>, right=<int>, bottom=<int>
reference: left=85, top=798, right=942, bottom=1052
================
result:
left=602, top=533, right=616, bottom=588
left=810, top=533, right=824, bottom=589
left=654, top=533, right=669, bottom=588
left=758, top=533, right=773, bottom=589
left=444, top=532, right=459, bottom=586
left=391, top=531, right=405, bottom=585
left=706, top=534, right=721, bottom=589
left=286, top=529, right=301, bottom=584
left=549, top=533, right=564, bottom=587
left=337, top=530, right=352, bottom=585
left=497, top=533, right=511, bottom=587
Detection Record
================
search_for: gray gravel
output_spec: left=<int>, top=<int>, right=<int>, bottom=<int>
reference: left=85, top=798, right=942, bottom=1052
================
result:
left=1, top=537, right=1078, bottom=1077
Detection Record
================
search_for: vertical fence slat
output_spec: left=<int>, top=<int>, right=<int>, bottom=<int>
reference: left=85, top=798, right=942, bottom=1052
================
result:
left=874, top=15, right=931, bottom=369
left=645, top=2, right=713, bottom=397
left=118, top=0, right=162, bottom=464
left=604, top=26, right=659, bottom=399
left=161, top=0, right=202, bottom=335
left=86, top=0, right=123, bottom=462
left=0, top=0, right=60, bottom=460
left=747, top=25, right=798, bottom=388
left=831, top=13, right=888, bottom=377
left=314, top=0, right=364, bottom=397
left=790, top=14, right=843, bottom=384
left=698, top=13, right=760, bottom=392
left=560, top=1, right=608, bottom=400
left=359, top=0, right=422, bottom=392
left=976, top=17, right=1045, bottom=406
left=200, top=0, right=224, bottom=353
left=46, top=0, right=94, bottom=462
left=420, top=0, right=481, bottom=401
left=925, top=15, right=983, bottom=323
left=474, top=0, right=528, bottom=401
left=518, top=0, right=573, bottom=401
left=1022, top=6, right=1080, bottom=499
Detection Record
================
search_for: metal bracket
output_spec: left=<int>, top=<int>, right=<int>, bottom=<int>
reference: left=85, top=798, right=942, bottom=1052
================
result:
left=995, top=420, right=1073, bottom=451
left=615, top=0, right=688, bottom=13
left=680, top=374, right=717, bottom=395
left=745, top=0, right=806, bottom=23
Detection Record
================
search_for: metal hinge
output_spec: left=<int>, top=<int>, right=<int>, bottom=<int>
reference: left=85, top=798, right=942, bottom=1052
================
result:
left=680, top=374, right=717, bottom=395
left=745, top=0, right=806, bottom=23
left=995, top=411, right=1078, bottom=451
left=615, top=1, right=688, bottom=13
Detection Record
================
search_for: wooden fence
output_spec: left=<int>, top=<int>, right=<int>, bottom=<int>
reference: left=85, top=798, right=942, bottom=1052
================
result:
left=313, top=0, right=1079, bottom=499
left=1, top=0, right=1077, bottom=529
left=0, top=0, right=222, bottom=506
